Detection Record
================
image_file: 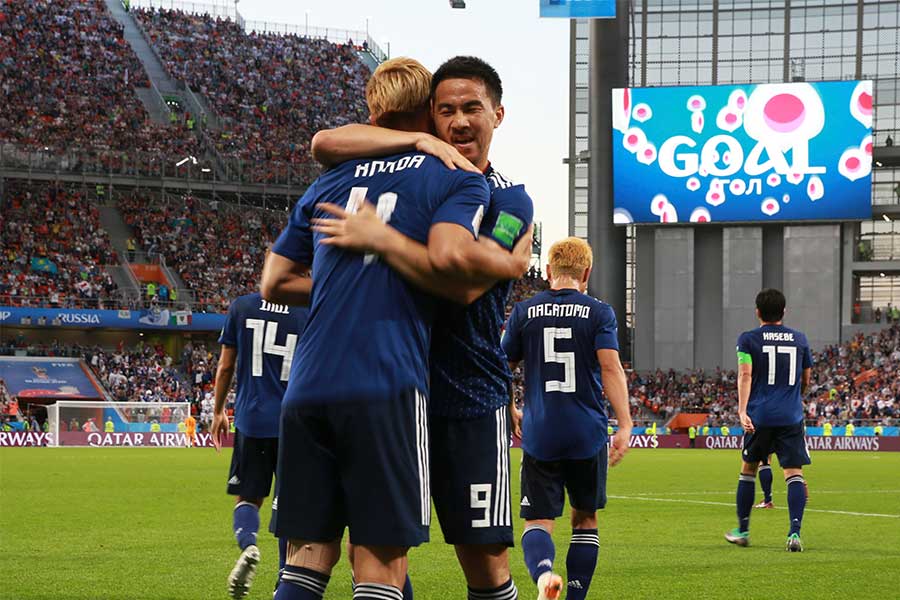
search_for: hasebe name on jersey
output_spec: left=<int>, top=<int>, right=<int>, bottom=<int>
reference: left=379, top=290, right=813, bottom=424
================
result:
left=762, top=331, right=794, bottom=342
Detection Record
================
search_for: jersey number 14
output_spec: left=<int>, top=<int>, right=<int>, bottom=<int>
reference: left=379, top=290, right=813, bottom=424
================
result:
left=246, top=319, right=298, bottom=382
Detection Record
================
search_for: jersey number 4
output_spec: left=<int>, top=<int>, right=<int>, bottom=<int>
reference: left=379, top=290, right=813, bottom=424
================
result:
left=544, top=327, right=576, bottom=393
left=761, top=344, right=797, bottom=385
left=246, top=319, right=298, bottom=382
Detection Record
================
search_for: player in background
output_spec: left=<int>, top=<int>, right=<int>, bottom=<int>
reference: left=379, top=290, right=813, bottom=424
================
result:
left=210, top=291, right=310, bottom=599
left=501, top=238, right=632, bottom=600
left=725, top=288, right=812, bottom=552
left=183, top=413, right=196, bottom=448
left=260, top=57, right=529, bottom=600
left=312, top=56, right=533, bottom=600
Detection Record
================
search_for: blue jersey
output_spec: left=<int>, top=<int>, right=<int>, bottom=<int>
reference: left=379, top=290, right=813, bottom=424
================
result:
left=430, top=166, right=534, bottom=419
left=737, top=324, right=812, bottom=427
left=218, top=293, right=309, bottom=438
left=502, top=288, right=619, bottom=461
left=272, top=152, right=489, bottom=406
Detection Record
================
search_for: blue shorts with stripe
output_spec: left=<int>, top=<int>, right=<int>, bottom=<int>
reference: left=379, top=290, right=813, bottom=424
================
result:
left=430, top=407, right=514, bottom=546
left=270, top=389, right=431, bottom=547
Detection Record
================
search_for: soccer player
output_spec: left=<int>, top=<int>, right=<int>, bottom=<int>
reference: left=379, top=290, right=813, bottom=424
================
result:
left=501, top=237, right=633, bottom=600
left=260, top=57, right=528, bottom=600
left=725, top=288, right=812, bottom=552
left=183, top=413, right=196, bottom=448
left=210, top=291, right=309, bottom=599
left=754, top=456, right=775, bottom=509
left=312, top=56, right=534, bottom=600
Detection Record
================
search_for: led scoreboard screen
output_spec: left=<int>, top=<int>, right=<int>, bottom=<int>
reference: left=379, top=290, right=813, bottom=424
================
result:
left=611, top=81, right=873, bottom=225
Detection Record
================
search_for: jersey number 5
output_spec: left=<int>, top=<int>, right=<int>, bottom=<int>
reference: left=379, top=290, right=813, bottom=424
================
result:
left=761, top=345, right=797, bottom=385
left=246, top=319, right=298, bottom=382
left=544, top=327, right=576, bottom=393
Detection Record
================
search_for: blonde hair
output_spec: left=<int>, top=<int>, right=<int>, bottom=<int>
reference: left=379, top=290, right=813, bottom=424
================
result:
left=548, top=237, right=593, bottom=279
left=366, top=57, right=432, bottom=125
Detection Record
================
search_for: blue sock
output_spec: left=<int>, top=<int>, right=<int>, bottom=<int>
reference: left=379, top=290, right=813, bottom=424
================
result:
left=233, top=502, right=259, bottom=550
left=279, top=537, right=288, bottom=572
left=403, top=575, right=414, bottom=600
left=758, top=466, right=773, bottom=503
left=786, top=475, right=807, bottom=535
left=522, top=525, right=555, bottom=583
left=467, top=577, right=517, bottom=600
left=354, top=583, right=403, bottom=600
left=566, top=529, right=599, bottom=600
left=276, top=565, right=330, bottom=599
left=736, top=474, right=755, bottom=533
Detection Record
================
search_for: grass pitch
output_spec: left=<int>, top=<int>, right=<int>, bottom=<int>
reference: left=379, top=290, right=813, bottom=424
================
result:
left=1, top=447, right=898, bottom=600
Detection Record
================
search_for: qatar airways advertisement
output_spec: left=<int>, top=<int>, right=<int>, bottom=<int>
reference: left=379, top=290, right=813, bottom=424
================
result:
left=612, top=81, right=873, bottom=225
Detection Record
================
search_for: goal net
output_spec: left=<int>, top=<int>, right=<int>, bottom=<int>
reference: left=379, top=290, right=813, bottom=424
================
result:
left=46, top=401, right=192, bottom=447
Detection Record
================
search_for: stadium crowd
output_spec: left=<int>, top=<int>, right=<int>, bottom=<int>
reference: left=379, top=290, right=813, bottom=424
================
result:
left=0, top=0, right=199, bottom=163
left=134, top=7, right=368, bottom=184
left=0, top=185, right=121, bottom=309
left=117, top=193, right=287, bottom=312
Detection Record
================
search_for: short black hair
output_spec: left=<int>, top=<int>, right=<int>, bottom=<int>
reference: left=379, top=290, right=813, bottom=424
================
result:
left=756, top=288, right=786, bottom=323
left=431, top=56, right=503, bottom=106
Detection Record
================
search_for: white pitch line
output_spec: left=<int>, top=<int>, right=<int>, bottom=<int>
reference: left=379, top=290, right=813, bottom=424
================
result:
left=609, top=495, right=900, bottom=519
left=621, top=490, right=900, bottom=496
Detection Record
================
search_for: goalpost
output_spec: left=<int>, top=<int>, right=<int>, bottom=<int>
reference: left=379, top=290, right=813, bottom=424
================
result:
left=46, top=401, right=192, bottom=447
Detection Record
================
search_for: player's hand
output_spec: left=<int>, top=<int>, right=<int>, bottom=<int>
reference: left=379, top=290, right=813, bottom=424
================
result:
left=509, top=403, right=523, bottom=440
left=739, top=411, right=755, bottom=433
left=507, top=225, right=535, bottom=278
left=313, top=201, right=391, bottom=253
left=210, top=410, right=229, bottom=453
left=415, top=133, right=481, bottom=173
left=609, top=423, right=632, bottom=467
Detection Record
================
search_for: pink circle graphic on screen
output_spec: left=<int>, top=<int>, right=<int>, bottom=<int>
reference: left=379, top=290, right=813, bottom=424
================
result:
left=622, top=127, right=645, bottom=153
left=760, top=198, right=780, bottom=216
left=698, top=165, right=709, bottom=177
left=613, top=208, right=633, bottom=224
left=786, top=172, right=804, bottom=185
left=767, top=173, right=781, bottom=187
left=633, top=103, right=652, bottom=122
left=686, top=177, right=701, bottom=191
left=691, top=111, right=705, bottom=134
left=743, top=83, right=825, bottom=149
left=612, top=88, right=632, bottom=133
left=729, top=179, right=747, bottom=195
left=783, top=194, right=791, bottom=204
left=762, top=94, right=805, bottom=133
left=660, top=204, right=678, bottom=223
left=706, top=187, right=726, bottom=207
left=849, top=81, right=873, bottom=128
left=709, top=178, right=724, bottom=190
left=637, top=142, right=657, bottom=165
left=722, top=151, right=732, bottom=165
left=838, top=148, right=871, bottom=182
left=860, top=134, right=873, bottom=156
left=690, top=207, right=711, bottom=223
left=807, top=176, right=824, bottom=201
left=650, top=194, right=668, bottom=215
left=716, top=106, right=742, bottom=132
left=687, top=95, right=706, bottom=112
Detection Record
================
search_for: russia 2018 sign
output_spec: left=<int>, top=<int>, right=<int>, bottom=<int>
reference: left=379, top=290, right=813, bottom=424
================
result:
left=611, top=81, right=873, bottom=225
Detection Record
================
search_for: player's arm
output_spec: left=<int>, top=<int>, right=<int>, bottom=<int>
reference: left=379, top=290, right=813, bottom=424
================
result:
left=597, top=349, right=632, bottom=466
left=211, top=345, right=237, bottom=452
left=801, top=367, right=811, bottom=395
left=507, top=361, right=523, bottom=439
left=260, top=252, right=312, bottom=306
left=736, top=361, right=754, bottom=432
left=311, top=124, right=479, bottom=172
left=313, top=202, right=532, bottom=304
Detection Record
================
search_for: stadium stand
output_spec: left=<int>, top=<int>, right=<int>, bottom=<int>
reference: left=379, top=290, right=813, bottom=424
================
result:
left=117, top=193, right=287, bottom=312
left=0, top=183, right=122, bottom=309
left=133, top=7, right=368, bottom=184
left=0, top=0, right=197, bottom=160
